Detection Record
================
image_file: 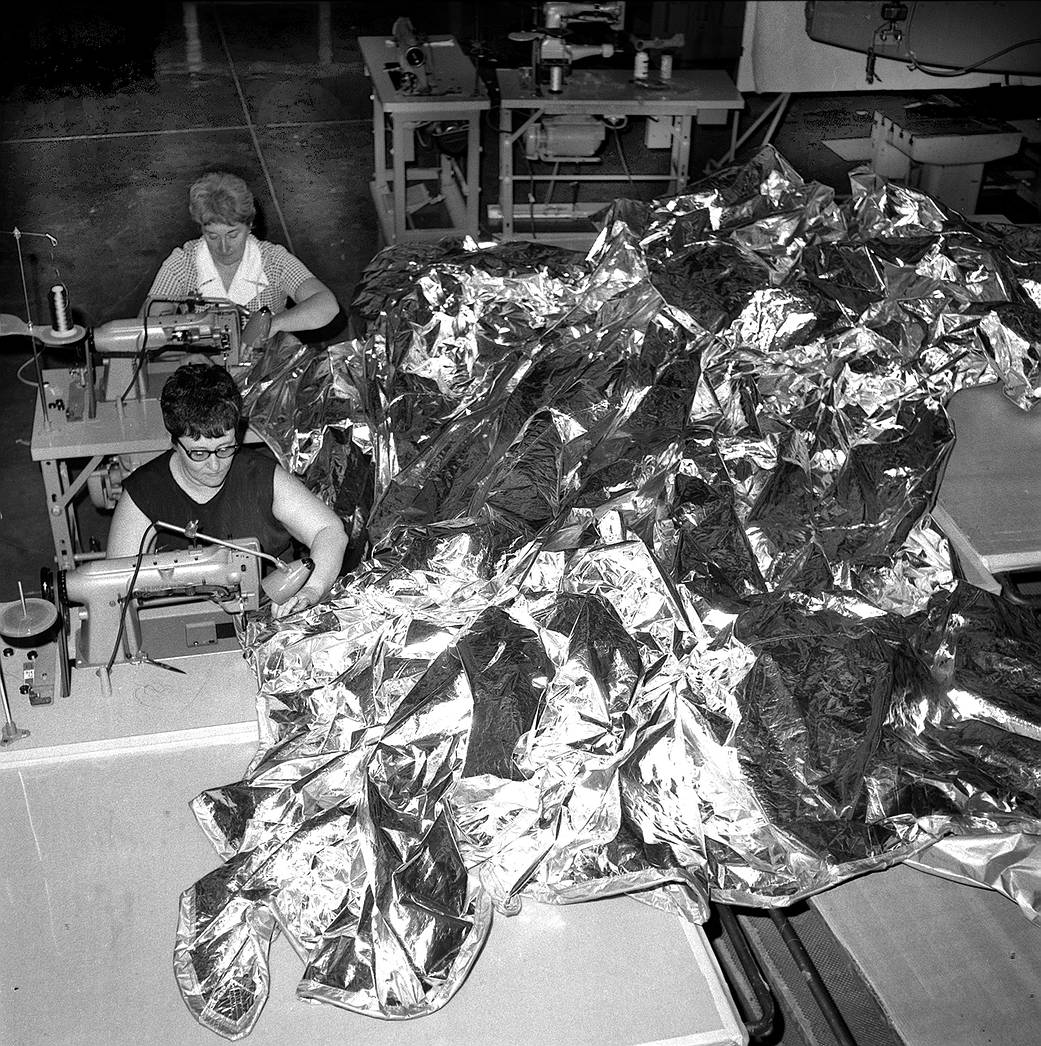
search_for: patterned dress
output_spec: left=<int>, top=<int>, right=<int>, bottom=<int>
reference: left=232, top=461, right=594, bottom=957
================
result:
left=146, top=234, right=315, bottom=314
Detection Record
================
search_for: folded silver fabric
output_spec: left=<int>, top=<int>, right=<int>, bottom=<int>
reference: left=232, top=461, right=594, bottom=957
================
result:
left=176, top=146, right=1041, bottom=1038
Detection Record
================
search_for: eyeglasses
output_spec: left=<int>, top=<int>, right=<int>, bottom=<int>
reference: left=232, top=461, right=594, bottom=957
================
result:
left=176, top=437, right=240, bottom=462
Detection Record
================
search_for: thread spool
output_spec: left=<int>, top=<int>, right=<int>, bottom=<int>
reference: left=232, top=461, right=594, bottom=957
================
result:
left=48, top=284, right=78, bottom=340
left=633, top=52, right=649, bottom=80
left=660, top=54, right=673, bottom=80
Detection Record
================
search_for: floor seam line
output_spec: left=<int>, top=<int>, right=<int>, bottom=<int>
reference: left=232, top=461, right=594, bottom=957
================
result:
left=0, top=119, right=370, bottom=147
left=213, top=9, right=294, bottom=253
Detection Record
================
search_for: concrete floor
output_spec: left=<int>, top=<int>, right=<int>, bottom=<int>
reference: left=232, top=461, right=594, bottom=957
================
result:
left=0, top=0, right=1037, bottom=606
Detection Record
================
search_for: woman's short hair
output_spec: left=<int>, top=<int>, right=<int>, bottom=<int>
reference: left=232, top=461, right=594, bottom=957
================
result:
left=161, top=364, right=243, bottom=439
left=188, top=172, right=255, bottom=227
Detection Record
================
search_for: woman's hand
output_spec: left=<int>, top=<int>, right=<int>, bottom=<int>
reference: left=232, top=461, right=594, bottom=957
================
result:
left=241, top=307, right=272, bottom=349
left=272, top=583, right=324, bottom=619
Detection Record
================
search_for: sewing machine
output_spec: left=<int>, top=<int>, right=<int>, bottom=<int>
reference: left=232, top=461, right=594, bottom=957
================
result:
left=387, top=16, right=431, bottom=94
left=91, top=298, right=250, bottom=403
left=510, top=2, right=625, bottom=94
left=18, top=292, right=251, bottom=408
left=0, top=542, right=262, bottom=718
left=62, top=539, right=261, bottom=671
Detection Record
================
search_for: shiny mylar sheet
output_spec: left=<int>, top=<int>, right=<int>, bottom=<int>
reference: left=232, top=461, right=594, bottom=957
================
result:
left=176, top=147, right=1041, bottom=1038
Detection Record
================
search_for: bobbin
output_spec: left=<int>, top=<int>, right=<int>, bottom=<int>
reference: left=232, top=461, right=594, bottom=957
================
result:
left=34, top=283, right=86, bottom=347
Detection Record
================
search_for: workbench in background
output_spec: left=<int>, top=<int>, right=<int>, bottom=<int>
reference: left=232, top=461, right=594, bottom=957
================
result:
left=359, top=35, right=488, bottom=245
left=494, top=67, right=743, bottom=250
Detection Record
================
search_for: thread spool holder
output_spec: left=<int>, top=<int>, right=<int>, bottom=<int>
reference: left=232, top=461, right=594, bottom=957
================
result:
left=0, top=227, right=87, bottom=431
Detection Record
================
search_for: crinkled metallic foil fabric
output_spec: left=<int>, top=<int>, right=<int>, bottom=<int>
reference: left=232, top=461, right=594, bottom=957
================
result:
left=176, top=147, right=1041, bottom=1037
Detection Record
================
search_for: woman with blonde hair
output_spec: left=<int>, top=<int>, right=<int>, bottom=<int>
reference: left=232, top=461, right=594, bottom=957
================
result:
left=146, top=170, right=339, bottom=339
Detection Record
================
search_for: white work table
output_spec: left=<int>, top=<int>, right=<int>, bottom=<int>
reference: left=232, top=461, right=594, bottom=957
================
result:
left=931, top=383, right=1041, bottom=593
left=814, top=861, right=1041, bottom=1046
left=359, top=34, right=489, bottom=245
left=0, top=651, right=746, bottom=1046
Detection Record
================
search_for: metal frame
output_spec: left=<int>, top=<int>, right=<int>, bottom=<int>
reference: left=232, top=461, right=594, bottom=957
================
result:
left=496, top=67, right=744, bottom=248
left=359, top=35, right=489, bottom=244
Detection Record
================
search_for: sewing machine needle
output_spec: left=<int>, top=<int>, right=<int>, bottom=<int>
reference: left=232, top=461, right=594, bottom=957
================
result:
left=138, top=653, right=187, bottom=674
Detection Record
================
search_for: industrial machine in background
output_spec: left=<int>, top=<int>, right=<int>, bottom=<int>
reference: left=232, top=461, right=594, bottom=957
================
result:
left=360, top=28, right=489, bottom=244
left=505, top=3, right=691, bottom=170
left=509, top=2, right=625, bottom=94
left=493, top=3, right=740, bottom=246
left=388, top=16, right=431, bottom=94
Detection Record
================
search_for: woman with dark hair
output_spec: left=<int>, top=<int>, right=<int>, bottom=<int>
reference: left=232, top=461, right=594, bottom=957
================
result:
left=146, top=171, right=339, bottom=338
left=107, top=363, right=348, bottom=615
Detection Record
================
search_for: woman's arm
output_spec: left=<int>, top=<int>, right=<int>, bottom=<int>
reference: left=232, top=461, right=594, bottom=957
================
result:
left=107, top=491, right=156, bottom=558
left=270, top=465, right=348, bottom=612
left=140, top=246, right=192, bottom=318
left=269, top=276, right=339, bottom=336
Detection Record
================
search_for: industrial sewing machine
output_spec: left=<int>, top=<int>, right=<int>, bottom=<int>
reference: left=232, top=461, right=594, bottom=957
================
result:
left=63, top=539, right=262, bottom=668
left=506, top=4, right=686, bottom=167
left=0, top=540, right=262, bottom=715
left=386, top=16, right=431, bottom=94
left=43, top=294, right=255, bottom=413
left=94, top=298, right=252, bottom=400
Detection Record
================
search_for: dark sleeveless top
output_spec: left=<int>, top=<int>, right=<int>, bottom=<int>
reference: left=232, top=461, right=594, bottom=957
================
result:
left=122, top=445, right=292, bottom=559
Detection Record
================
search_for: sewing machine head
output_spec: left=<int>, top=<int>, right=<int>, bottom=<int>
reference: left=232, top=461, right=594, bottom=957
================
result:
left=513, top=2, right=626, bottom=93
left=93, top=298, right=245, bottom=360
left=92, top=297, right=249, bottom=401
left=62, top=540, right=262, bottom=668
left=390, top=17, right=430, bottom=93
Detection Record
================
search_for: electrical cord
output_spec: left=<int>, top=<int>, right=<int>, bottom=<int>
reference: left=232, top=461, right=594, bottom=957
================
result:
left=906, top=36, right=1041, bottom=76
left=545, top=161, right=560, bottom=205
left=902, top=0, right=1038, bottom=79
left=16, top=357, right=36, bottom=387
left=865, top=21, right=891, bottom=84
left=104, top=522, right=157, bottom=675
left=118, top=298, right=157, bottom=402
left=613, top=128, right=634, bottom=188
left=523, top=150, right=538, bottom=240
